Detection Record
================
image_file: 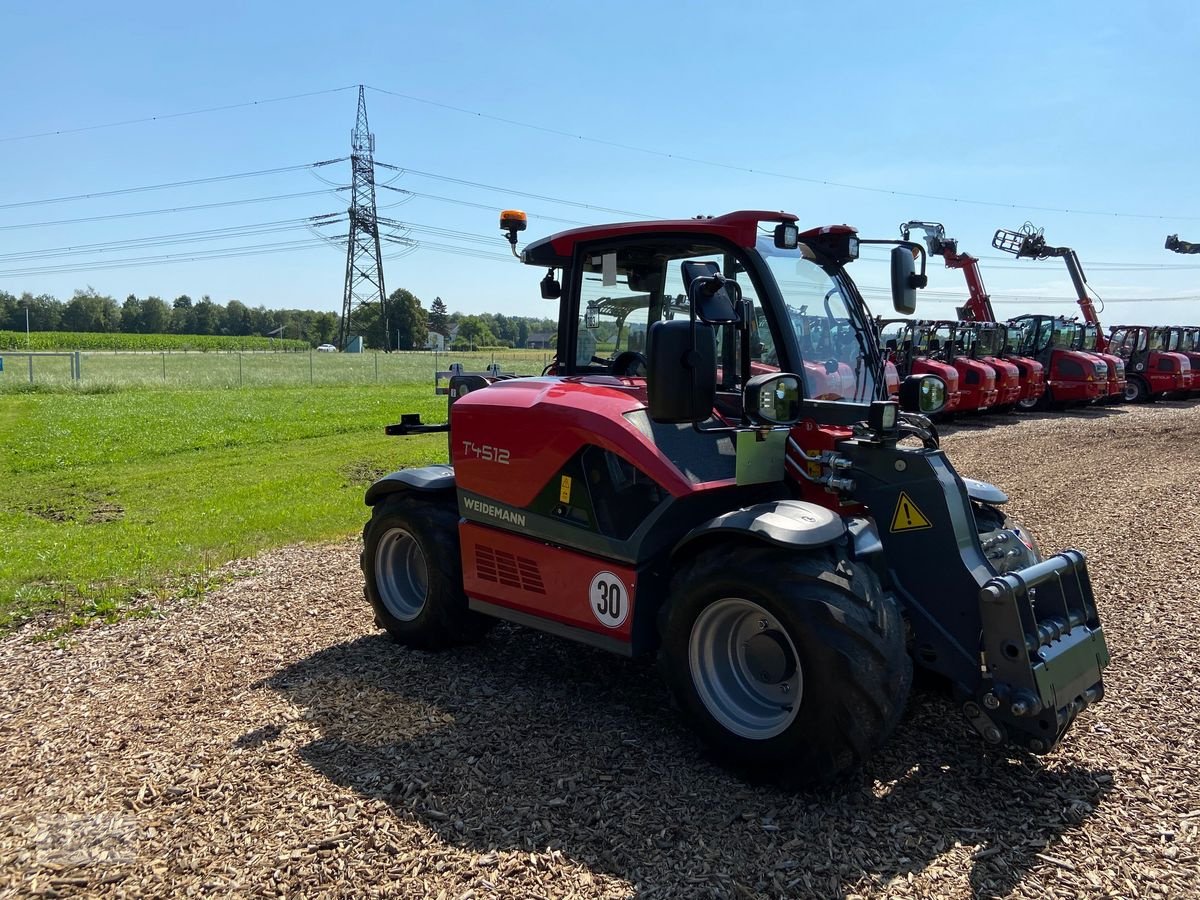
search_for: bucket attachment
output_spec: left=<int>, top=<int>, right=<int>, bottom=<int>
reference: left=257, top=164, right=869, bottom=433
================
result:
left=968, top=549, right=1109, bottom=753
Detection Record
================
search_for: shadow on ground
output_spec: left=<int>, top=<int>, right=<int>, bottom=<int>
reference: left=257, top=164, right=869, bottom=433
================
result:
left=258, top=626, right=1110, bottom=897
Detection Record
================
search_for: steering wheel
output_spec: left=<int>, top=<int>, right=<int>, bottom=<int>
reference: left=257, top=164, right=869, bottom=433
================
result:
left=611, top=351, right=648, bottom=378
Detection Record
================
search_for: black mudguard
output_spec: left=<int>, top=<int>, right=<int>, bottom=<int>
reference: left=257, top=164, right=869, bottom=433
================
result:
left=365, top=465, right=455, bottom=507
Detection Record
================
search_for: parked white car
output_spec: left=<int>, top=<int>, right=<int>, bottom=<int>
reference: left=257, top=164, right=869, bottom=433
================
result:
left=316, top=343, right=337, bottom=352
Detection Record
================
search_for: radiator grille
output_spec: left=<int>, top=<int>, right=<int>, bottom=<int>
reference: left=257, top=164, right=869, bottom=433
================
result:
left=475, top=545, right=546, bottom=594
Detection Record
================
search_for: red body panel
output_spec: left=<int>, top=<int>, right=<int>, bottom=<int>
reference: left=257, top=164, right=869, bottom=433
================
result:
left=1141, top=351, right=1193, bottom=393
left=951, top=358, right=998, bottom=412
left=910, top=358, right=962, bottom=411
left=1090, top=352, right=1126, bottom=400
left=979, top=355, right=1022, bottom=406
left=451, top=377, right=725, bottom=506
left=884, top=361, right=900, bottom=399
left=1005, top=355, right=1045, bottom=403
left=460, top=521, right=638, bottom=644
left=1048, top=350, right=1105, bottom=402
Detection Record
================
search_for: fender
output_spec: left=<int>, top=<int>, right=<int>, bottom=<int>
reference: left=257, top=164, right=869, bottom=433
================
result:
left=962, top=477, right=1008, bottom=505
left=672, top=500, right=845, bottom=558
left=365, top=465, right=455, bottom=506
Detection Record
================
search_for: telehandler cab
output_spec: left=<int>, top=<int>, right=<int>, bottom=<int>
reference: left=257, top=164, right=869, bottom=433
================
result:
left=362, top=210, right=1109, bottom=785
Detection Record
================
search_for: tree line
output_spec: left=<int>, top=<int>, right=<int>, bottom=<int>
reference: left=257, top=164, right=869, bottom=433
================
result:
left=0, top=287, right=559, bottom=350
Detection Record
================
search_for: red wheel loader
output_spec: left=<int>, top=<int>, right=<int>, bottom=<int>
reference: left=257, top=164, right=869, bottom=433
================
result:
left=900, top=221, right=1045, bottom=410
left=361, top=210, right=1109, bottom=786
left=992, top=224, right=1126, bottom=403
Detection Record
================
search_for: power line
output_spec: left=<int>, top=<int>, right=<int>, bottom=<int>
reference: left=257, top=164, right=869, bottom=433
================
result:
left=366, top=84, right=1200, bottom=222
left=0, top=159, right=347, bottom=211
left=0, top=238, right=333, bottom=278
left=0, top=215, right=345, bottom=262
left=0, top=86, right=358, bottom=144
left=375, top=161, right=657, bottom=219
left=378, top=184, right=589, bottom=226
left=0, top=189, right=341, bottom=231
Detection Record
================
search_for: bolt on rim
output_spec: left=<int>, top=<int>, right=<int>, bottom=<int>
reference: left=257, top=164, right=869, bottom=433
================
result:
left=374, top=527, right=429, bottom=621
left=688, top=597, right=803, bottom=740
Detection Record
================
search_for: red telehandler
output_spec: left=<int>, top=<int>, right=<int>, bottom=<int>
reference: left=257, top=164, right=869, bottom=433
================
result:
left=361, top=209, right=1108, bottom=786
left=992, top=224, right=1126, bottom=403
left=927, top=320, right=1000, bottom=413
left=877, top=318, right=963, bottom=413
left=900, top=222, right=1044, bottom=411
left=1105, top=325, right=1193, bottom=401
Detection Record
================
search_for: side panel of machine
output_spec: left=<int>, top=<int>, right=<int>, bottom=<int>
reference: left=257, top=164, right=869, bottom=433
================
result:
left=459, top=521, right=640, bottom=650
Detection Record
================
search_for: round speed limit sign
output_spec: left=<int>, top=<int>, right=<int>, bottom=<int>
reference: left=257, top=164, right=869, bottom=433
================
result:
left=588, top=571, right=629, bottom=628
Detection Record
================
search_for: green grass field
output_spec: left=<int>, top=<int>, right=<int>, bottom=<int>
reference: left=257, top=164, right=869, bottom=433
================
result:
left=0, top=380, right=466, bottom=634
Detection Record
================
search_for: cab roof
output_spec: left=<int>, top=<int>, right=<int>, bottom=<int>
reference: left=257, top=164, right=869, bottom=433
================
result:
left=521, top=210, right=799, bottom=267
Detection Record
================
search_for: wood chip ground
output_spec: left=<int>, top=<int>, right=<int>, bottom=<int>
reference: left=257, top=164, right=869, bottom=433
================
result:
left=2, top=402, right=1198, bottom=898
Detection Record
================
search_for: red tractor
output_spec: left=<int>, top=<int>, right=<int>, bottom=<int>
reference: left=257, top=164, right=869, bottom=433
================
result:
left=900, top=221, right=1045, bottom=410
left=992, top=224, right=1126, bottom=404
left=1106, top=325, right=1193, bottom=401
left=362, top=210, right=1108, bottom=785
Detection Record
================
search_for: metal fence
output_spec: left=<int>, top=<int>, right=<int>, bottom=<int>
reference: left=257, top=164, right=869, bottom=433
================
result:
left=0, top=352, right=81, bottom=383
left=0, top=349, right=553, bottom=390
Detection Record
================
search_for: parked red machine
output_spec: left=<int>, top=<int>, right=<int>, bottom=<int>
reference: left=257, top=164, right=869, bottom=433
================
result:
left=900, top=221, right=1045, bottom=410
left=1161, top=326, right=1200, bottom=390
left=878, top=318, right=963, bottom=412
left=1006, top=315, right=1107, bottom=408
left=1105, top=325, right=1193, bottom=401
left=361, top=209, right=1109, bottom=785
left=992, top=224, right=1126, bottom=403
left=927, top=320, right=1000, bottom=413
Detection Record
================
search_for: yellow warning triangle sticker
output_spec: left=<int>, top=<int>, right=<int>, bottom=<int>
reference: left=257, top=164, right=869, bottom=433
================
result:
left=890, top=491, right=932, bottom=532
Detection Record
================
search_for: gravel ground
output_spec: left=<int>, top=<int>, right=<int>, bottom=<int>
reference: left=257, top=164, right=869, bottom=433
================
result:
left=2, top=400, right=1199, bottom=899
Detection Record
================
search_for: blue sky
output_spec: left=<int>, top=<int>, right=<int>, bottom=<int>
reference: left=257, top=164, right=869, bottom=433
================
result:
left=1, top=1, right=1198, bottom=326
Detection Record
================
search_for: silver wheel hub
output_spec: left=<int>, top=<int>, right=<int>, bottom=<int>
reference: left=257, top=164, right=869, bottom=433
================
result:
left=374, top=527, right=429, bottom=621
left=688, top=598, right=803, bottom=740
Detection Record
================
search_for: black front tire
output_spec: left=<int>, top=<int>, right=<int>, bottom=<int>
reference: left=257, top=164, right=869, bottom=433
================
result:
left=361, top=493, right=493, bottom=650
left=659, top=544, right=911, bottom=786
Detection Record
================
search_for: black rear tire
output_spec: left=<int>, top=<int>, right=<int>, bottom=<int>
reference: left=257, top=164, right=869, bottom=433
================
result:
left=660, top=543, right=911, bottom=786
left=1125, top=377, right=1150, bottom=403
left=362, top=493, right=493, bottom=650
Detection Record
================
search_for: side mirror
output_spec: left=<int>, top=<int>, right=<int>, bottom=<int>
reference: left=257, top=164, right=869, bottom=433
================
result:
left=744, top=373, right=802, bottom=426
left=899, top=374, right=946, bottom=415
left=890, top=246, right=921, bottom=315
left=646, top=319, right=716, bottom=424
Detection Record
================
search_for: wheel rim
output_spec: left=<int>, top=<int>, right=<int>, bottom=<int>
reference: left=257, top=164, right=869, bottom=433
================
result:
left=1016, top=395, right=1038, bottom=410
left=688, top=597, right=803, bottom=740
left=374, top=527, right=429, bottom=621
left=1123, top=381, right=1139, bottom=402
